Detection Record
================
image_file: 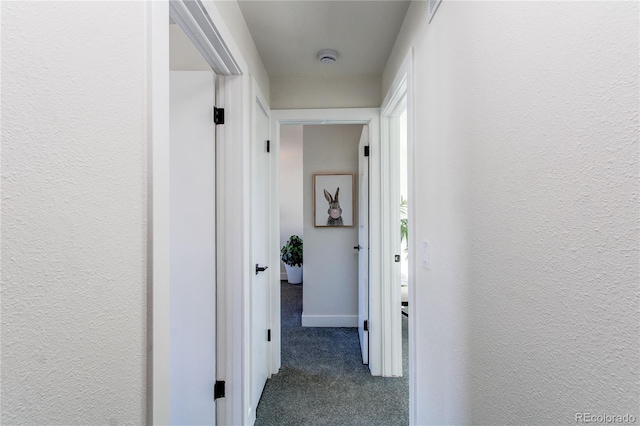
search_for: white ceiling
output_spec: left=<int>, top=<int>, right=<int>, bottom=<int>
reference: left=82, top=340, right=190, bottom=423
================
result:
left=237, top=1, right=411, bottom=79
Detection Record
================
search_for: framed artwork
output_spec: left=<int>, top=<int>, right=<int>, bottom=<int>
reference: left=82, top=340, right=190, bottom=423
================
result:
left=313, top=173, right=355, bottom=228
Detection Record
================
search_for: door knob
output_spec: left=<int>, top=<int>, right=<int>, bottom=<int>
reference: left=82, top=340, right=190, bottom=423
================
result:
left=255, top=264, right=269, bottom=275
left=354, top=245, right=362, bottom=251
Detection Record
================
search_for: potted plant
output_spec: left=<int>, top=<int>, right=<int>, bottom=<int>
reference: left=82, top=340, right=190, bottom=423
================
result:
left=400, top=196, right=408, bottom=258
left=281, top=235, right=303, bottom=284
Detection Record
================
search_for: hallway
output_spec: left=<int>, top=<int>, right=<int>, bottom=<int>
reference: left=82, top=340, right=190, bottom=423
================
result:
left=255, top=282, right=408, bottom=426
left=2, top=2, right=637, bottom=424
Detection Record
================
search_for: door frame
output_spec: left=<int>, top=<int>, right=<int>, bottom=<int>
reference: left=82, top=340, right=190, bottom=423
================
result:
left=270, top=108, right=382, bottom=376
left=380, top=49, right=416, bottom=423
left=148, top=1, right=250, bottom=424
left=248, top=78, right=273, bottom=425
left=357, top=124, right=371, bottom=366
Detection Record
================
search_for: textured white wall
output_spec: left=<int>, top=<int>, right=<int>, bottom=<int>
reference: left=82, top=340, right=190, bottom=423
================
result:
left=1, top=2, right=147, bottom=424
left=271, top=76, right=381, bottom=110
left=279, top=125, right=304, bottom=277
left=302, top=125, right=362, bottom=326
left=384, top=1, right=639, bottom=424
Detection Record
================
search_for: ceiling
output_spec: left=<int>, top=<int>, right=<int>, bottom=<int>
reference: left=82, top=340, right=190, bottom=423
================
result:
left=237, top=1, right=411, bottom=79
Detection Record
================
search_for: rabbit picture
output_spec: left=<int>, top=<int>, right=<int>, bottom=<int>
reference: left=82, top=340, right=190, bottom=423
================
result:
left=324, top=187, right=343, bottom=226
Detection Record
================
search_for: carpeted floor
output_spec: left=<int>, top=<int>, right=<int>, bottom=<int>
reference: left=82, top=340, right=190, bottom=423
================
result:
left=255, top=281, right=408, bottom=426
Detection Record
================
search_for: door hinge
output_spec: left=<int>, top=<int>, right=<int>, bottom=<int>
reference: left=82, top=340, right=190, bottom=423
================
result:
left=214, top=380, right=225, bottom=400
left=267, top=329, right=271, bottom=342
left=395, top=254, right=401, bottom=262
left=364, top=146, right=370, bottom=157
left=266, top=140, right=270, bottom=153
left=364, top=320, right=369, bottom=331
left=213, top=107, right=225, bottom=125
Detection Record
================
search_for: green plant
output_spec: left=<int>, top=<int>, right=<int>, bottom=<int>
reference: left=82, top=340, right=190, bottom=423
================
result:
left=400, top=197, right=408, bottom=256
left=281, top=235, right=303, bottom=267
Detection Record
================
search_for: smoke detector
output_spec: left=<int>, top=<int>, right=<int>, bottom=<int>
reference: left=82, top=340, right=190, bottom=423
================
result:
left=318, top=49, right=339, bottom=64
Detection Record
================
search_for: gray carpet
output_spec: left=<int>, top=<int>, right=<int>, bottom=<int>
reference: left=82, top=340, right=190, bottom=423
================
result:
left=255, top=281, right=409, bottom=426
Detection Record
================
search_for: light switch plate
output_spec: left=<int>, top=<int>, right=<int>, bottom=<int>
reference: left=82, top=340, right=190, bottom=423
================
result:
left=422, top=240, right=430, bottom=270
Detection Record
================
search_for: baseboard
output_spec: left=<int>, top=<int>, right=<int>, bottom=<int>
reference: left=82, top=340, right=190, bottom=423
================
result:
left=280, top=272, right=287, bottom=281
left=301, top=313, right=358, bottom=327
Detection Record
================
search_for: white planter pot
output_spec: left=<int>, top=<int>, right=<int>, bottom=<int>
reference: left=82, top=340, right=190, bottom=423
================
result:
left=284, top=264, right=303, bottom=284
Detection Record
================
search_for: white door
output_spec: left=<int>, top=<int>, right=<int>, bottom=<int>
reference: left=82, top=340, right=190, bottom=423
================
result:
left=251, top=97, right=271, bottom=413
left=169, top=71, right=217, bottom=425
left=358, top=125, right=370, bottom=365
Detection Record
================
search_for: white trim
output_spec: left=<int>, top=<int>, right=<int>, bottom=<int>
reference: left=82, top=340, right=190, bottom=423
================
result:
left=380, top=49, right=416, bottom=423
left=148, top=2, right=170, bottom=424
left=271, top=121, right=283, bottom=373
left=216, top=72, right=251, bottom=426
left=381, top=67, right=408, bottom=116
left=215, top=76, right=229, bottom=425
left=380, top=67, right=408, bottom=379
left=301, top=314, right=359, bottom=328
left=272, top=108, right=379, bottom=125
left=265, top=101, right=281, bottom=378
left=169, top=0, right=241, bottom=75
left=429, top=0, right=443, bottom=23
left=248, top=78, right=273, bottom=426
left=271, top=108, right=382, bottom=376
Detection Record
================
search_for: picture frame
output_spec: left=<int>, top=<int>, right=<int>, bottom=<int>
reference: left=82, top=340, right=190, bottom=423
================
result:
left=313, top=173, right=355, bottom=228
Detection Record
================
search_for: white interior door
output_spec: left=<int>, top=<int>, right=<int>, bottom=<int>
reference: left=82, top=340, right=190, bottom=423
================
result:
left=169, top=71, right=216, bottom=425
left=251, top=97, right=271, bottom=415
left=358, top=125, right=370, bottom=365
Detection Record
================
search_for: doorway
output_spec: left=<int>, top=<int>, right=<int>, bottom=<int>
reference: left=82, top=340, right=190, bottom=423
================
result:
left=258, top=109, right=413, bottom=425
left=269, top=109, right=381, bottom=376
left=399, top=109, right=409, bottom=319
left=386, top=100, right=409, bottom=381
left=277, top=123, right=363, bottom=329
left=149, top=1, right=246, bottom=424
left=380, top=50, right=415, bottom=423
left=168, top=13, right=218, bottom=425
